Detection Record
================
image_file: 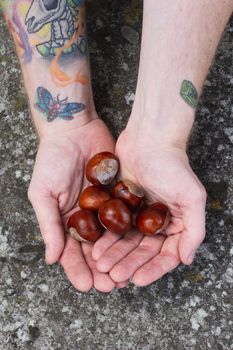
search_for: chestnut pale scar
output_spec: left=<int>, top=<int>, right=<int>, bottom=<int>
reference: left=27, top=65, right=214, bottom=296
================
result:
left=96, top=159, right=119, bottom=185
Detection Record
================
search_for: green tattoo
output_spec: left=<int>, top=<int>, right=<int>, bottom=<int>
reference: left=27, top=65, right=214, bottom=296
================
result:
left=180, top=80, right=198, bottom=108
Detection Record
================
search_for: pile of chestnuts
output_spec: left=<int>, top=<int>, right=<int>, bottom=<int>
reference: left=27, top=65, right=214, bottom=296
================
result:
left=67, top=152, right=170, bottom=243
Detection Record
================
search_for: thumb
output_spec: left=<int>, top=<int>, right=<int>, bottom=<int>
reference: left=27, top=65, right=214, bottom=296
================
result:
left=28, top=190, right=65, bottom=264
left=179, top=189, right=207, bottom=265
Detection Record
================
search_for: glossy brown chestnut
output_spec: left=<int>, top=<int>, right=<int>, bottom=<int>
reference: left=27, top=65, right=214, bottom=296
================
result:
left=67, top=209, right=102, bottom=243
left=86, top=152, right=119, bottom=186
left=79, top=185, right=111, bottom=212
left=98, top=198, right=132, bottom=235
left=136, top=202, right=170, bottom=236
left=112, top=180, right=144, bottom=210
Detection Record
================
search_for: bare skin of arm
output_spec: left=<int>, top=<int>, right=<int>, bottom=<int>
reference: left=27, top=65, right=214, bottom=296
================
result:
left=93, top=0, right=233, bottom=287
left=2, top=0, right=127, bottom=292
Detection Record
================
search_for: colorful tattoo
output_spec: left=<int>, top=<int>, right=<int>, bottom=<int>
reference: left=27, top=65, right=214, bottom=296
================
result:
left=2, top=1, right=32, bottom=63
left=0, top=1, right=12, bottom=12
left=4, top=0, right=89, bottom=85
left=12, top=0, right=32, bottom=63
left=180, top=80, right=198, bottom=108
left=49, top=4, right=89, bottom=87
left=34, top=87, right=85, bottom=122
left=25, top=0, right=86, bottom=57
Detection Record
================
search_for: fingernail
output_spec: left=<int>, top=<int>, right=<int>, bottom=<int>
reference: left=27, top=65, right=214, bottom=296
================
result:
left=187, top=250, right=196, bottom=264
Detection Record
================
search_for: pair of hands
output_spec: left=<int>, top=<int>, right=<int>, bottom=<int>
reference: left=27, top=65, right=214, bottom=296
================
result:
left=28, top=117, right=207, bottom=292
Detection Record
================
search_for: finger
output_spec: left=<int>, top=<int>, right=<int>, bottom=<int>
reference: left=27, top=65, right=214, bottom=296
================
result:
left=28, top=192, right=65, bottom=264
left=92, top=231, right=122, bottom=261
left=59, top=235, right=93, bottom=292
left=165, top=217, right=184, bottom=235
left=179, top=191, right=206, bottom=265
left=115, top=280, right=129, bottom=289
left=96, top=230, right=143, bottom=273
left=62, top=206, right=82, bottom=228
left=82, top=243, right=115, bottom=293
left=132, top=234, right=180, bottom=287
left=110, top=235, right=165, bottom=283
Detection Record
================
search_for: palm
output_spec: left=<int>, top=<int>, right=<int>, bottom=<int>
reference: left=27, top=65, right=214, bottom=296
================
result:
left=93, top=130, right=206, bottom=287
left=29, top=119, right=124, bottom=292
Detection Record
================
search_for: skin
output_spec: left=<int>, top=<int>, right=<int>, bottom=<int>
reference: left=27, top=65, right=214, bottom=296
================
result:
left=3, top=0, right=233, bottom=290
left=3, top=1, right=120, bottom=292
left=92, top=0, right=233, bottom=287
left=29, top=117, right=120, bottom=292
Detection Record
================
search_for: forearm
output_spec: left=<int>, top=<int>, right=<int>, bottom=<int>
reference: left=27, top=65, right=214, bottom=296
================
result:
left=2, top=0, right=96, bottom=139
left=127, top=0, right=233, bottom=148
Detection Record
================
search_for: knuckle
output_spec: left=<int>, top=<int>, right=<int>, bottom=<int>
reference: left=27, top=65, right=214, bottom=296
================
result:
left=200, top=187, right=207, bottom=202
left=27, top=187, right=34, bottom=202
left=160, top=251, right=180, bottom=267
left=198, top=228, right=206, bottom=244
left=194, top=185, right=207, bottom=202
left=123, top=236, right=139, bottom=249
left=27, top=186, right=38, bottom=203
left=139, top=243, right=153, bottom=253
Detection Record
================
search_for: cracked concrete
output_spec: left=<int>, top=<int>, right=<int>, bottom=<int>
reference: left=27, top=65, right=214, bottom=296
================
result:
left=0, top=1, right=233, bottom=349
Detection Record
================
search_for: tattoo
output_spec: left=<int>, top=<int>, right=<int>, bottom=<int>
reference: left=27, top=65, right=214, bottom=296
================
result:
left=2, top=1, right=33, bottom=63
left=4, top=1, right=88, bottom=85
left=25, top=0, right=86, bottom=58
left=0, top=1, right=12, bottom=12
left=34, top=87, right=85, bottom=122
left=12, top=0, right=33, bottom=63
left=180, top=80, right=198, bottom=108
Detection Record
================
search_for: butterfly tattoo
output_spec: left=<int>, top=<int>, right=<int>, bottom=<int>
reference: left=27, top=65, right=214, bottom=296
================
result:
left=34, top=87, right=85, bottom=122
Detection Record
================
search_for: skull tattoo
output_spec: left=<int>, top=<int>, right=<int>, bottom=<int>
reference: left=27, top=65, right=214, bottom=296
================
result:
left=25, top=0, right=86, bottom=57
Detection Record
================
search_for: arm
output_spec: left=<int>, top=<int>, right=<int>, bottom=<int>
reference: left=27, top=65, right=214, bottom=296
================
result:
left=127, top=0, right=233, bottom=147
left=93, top=0, right=233, bottom=286
left=3, top=0, right=95, bottom=136
left=2, top=0, right=116, bottom=292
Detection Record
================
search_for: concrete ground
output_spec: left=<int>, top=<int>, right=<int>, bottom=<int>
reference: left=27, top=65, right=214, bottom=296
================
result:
left=0, top=1, right=232, bottom=349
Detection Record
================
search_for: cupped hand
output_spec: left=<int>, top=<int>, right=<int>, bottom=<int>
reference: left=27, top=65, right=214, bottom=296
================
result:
left=28, top=117, right=125, bottom=292
left=92, top=129, right=207, bottom=287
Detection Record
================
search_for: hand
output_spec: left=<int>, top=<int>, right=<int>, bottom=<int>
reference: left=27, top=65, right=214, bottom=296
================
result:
left=92, top=129, right=207, bottom=287
left=28, top=117, right=124, bottom=292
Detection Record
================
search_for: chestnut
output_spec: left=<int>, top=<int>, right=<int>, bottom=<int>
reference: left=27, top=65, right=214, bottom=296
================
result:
left=86, top=152, right=119, bottom=186
left=79, top=185, right=111, bottom=212
left=112, top=180, right=144, bottom=210
left=136, top=202, right=170, bottom=236
left=67, top=209, right=102, bottom=243
left=98, top=198, right=132, bottom=235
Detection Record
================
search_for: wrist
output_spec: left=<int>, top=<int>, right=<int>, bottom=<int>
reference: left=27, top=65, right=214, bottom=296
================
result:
left=126, top=89, right=195, bottom=151
left=38, top=108, right=99, bottom=141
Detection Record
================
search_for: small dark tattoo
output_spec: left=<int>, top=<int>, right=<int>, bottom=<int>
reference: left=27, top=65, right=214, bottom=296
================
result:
left=34, top=87, right=85, bottom=122
left=180, top=80, right=198, bottom=108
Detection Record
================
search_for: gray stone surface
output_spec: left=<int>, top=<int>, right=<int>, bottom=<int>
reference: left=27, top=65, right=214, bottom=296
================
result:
left=0, top=1, right=232, bottom=349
